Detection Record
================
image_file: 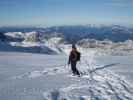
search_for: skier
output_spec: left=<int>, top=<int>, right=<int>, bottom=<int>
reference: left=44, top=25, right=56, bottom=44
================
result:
left=68, top=44, right=81, bottom=76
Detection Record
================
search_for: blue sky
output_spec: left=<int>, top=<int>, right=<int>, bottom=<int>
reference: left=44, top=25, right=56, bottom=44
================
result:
left=0, top=0, right=133, bottom=27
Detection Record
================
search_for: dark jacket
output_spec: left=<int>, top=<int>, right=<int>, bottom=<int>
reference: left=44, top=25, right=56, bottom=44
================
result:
left=68, top=50, right=78, bottom=64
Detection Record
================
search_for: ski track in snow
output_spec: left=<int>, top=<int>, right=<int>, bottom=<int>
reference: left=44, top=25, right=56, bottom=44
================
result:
left=11, top=65, right=69, bottom=79
left=42, top=69, right=133, bottom=100
left=11, top=64, right=133, bottom=100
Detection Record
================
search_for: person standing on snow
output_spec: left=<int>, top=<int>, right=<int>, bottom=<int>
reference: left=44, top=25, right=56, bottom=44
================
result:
left=68, top=44, right=81, bottom=76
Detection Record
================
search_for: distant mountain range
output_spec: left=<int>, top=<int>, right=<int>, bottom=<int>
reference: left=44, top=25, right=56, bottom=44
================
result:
left=1, top=25, right=133, bottom=55
left=0, top=25, right=133, bottom=43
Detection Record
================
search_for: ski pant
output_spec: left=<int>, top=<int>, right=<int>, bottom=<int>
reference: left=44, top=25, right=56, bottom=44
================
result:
left=71, top=61, right=80, bottom=75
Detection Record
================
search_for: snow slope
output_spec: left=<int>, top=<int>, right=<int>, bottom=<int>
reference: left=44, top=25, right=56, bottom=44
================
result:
left=0, top=51, right=133, bottom=100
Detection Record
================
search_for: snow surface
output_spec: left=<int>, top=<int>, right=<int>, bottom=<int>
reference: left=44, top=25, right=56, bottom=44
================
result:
left=5, top=32, right=25, bottom=39
left=0, top=51, right=133, bottom=100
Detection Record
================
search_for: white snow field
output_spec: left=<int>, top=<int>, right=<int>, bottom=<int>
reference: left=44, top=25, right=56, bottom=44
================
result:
left=0, top=51, right=133, bottom=100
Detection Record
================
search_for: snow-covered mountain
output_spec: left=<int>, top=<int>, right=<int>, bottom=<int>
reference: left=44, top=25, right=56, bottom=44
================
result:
left=1, top=25, right=133, bottom=42
left=5, top=32, right=25, bottom=39
left=1, top=31, right=133, bottom=56
left=37, top=25, right=133, bottom=43
left=78, top=39, right=133, bottom=56
left=0, top=31, right=65, bottom=54
left=0, top=25, right=133, bottom=55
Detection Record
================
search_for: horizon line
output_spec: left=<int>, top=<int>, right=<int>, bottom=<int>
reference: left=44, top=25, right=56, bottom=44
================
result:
left=0, top=23, right=133, bottom=28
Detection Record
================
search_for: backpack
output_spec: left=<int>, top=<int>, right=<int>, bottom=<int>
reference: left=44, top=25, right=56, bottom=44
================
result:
left=76, top=51, right=81, bottom=61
